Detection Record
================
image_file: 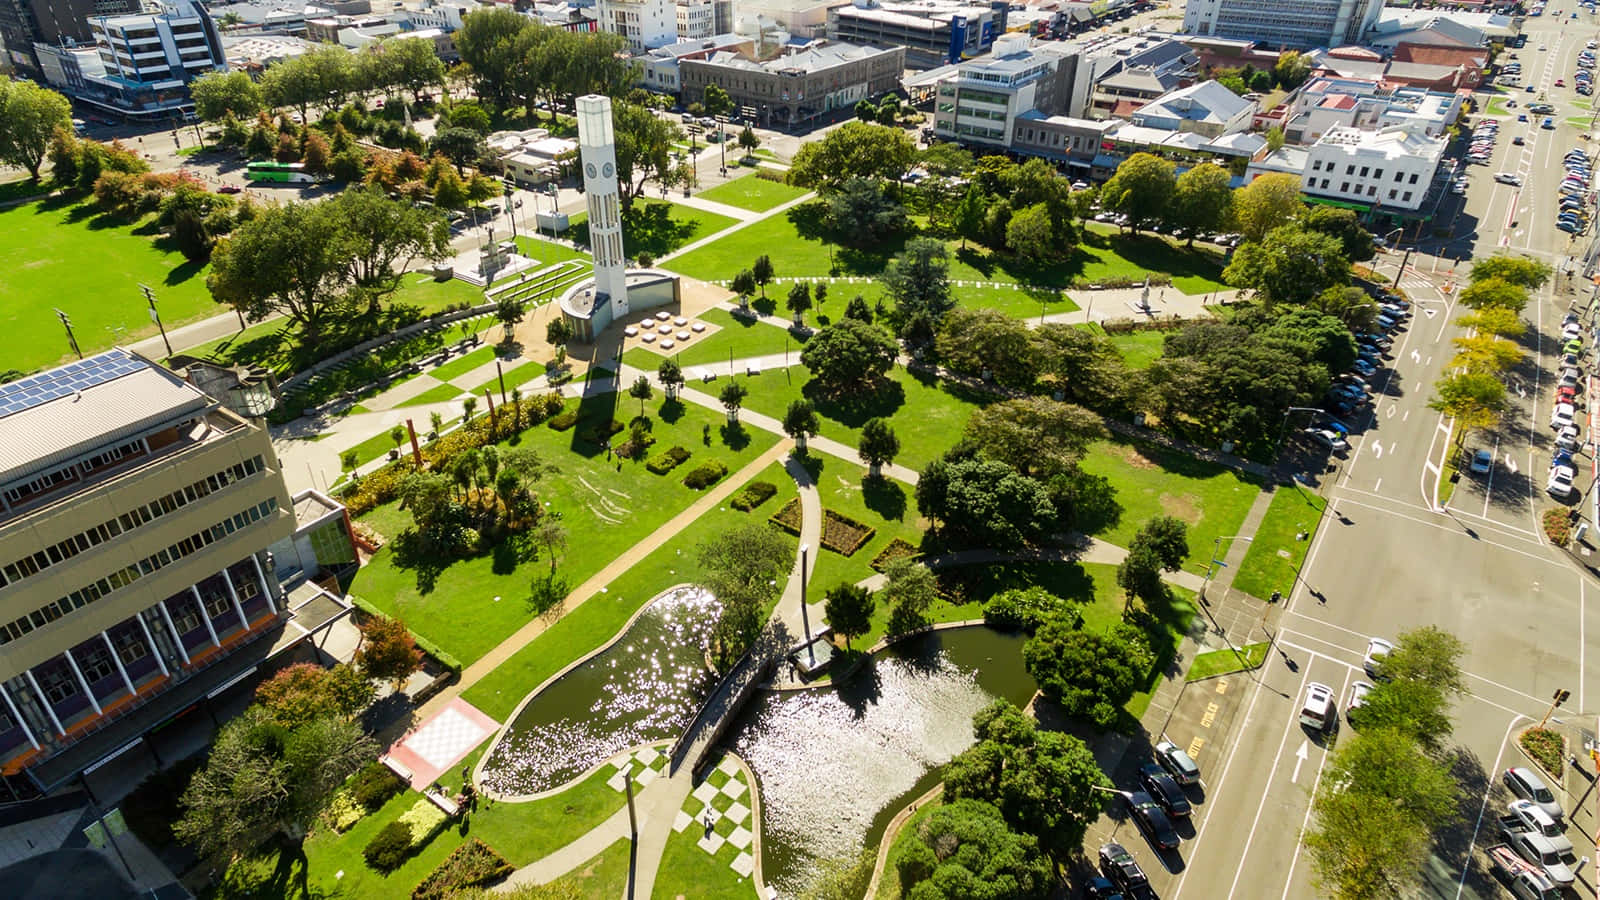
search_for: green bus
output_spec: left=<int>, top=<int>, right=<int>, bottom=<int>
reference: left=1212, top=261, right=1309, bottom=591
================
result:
left=245, top=161, right=315, bottom=184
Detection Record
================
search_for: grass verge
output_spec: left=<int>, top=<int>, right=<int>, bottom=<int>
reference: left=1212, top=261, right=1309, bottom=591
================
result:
left=1186, top=642, right=1269, bottom=681
left=1231, top=484, right=1326, bottom=602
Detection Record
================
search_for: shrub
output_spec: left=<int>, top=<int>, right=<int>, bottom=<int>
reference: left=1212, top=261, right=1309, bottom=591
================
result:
left=984, top=586, right=1080, bottom=633
left=323, top=790, right=365, bottom=833
left=349, top=760, right=408, bottom=811
left=1543, top=508, right=1573, bottom=545
left=364, top=820, right=415, bottom=872
left=682, top=460, right=727, bottom=489
left=869, top=538, right=920, bottom=572
left=548, top=410, right=579, bottom=431
left=398, top=798, right=448, bottom=844
left=1520, top=727, right=1565, bottom=778
left=412, top=839, right=514, bottom=900
left=731, top=480, right=778, bottom=511
left=343, top=459, right=418, bottom=517
left=819, top=509, right=875, bottom=556
left=646, top=446, right=692, bottom=474
left=769, top=497, right=803, bottom=534
left=120, top=756, right=202, bottom=849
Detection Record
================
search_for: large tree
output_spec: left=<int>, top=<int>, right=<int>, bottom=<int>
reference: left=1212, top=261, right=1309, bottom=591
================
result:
left=174, top=706, right=375, bottom=857
left=944, top=700, right=1111, bottom=864
left=1457, top=276, right=1529, bottom=313
left=1233, top=172, right=1304, bottom=242
left=260, top=46, right=354, bottom=121
left=1099, top=152, right=1176, bottom=233
left=612, top=100, right=679, bottom=213
left=0, top=80, right=72, bottom=180
left=253, top=663, right=373, bottom=729
left=936, top=308, right=1038, bottom=389
left=378, top=34, right=448, bottom=101
left=1223, top=223, right=1350, bottom=305
left=1023, top=621, right=1151, bottom=730
left=823, top=582, right=875, bottom=648
left=356, top=615, right=424, bottom=686
left=1428, top=372, right=1506, bottom=444
left=1303, top=206, right=1375, bottom=262
left=883, top=237, right=954, bottom=346
left=189, top=70, right=263, bottom=122
left=960, top=397, right=1106, bottom=479
left=326, top=185, right=452, bottom=307
left=787, top=121, right=916, bottom=190
left=799, top=318, right=899, bottom=398
left=879, top=558, right=939, bottom=634
left=452, top=7, right=530, bottom=109
left=1005, top=202, right=1060, bottom=262
left=1172, top=162, right=1234, bottom=244
left=207, top=201, right=351, bottom=345
left=915, top=455, right=1057, bottom=546
left=695, top=525, right=793, bottom=666
left=892, top=799, right=1054, bottom=900
left=1469, top=254, right=1552, bottom=290
left=823, top=177, right=906, bottom=247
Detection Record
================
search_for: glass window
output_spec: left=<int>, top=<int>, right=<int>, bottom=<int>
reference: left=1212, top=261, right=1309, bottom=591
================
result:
left=39, top=667, right=78, bottom=704
left=79, top=646, right=115, bottom=683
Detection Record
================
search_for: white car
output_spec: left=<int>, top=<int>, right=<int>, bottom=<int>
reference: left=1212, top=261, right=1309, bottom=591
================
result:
left=1363, top=637, right=1393, bottom=678
left=1509, top=800, right=1574, bottom=855
left=1548, top=464, right=1576, bottom=498
left=1494, top=172, right=1523, bottom=185
left=1304, top=428, right=1349, bottom=453
left=1298, top=682, right=1336, bottom=732
left=1552, top=402, right=1576, bottom=430
left=1563, top=322, right=1584, bottom=341
left=1346, top=680, right=1373, bottom=718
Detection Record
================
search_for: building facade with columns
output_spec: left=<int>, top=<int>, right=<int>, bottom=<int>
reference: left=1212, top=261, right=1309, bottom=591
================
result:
left=0, top=348, right=293, bottom=793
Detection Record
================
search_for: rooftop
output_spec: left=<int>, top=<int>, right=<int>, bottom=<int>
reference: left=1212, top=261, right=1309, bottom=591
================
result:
left=1134, top=79, right=1252, bottom=126
left=0, top=349, right=213, bottom=485
left=695, top=41, right=897, bottom=74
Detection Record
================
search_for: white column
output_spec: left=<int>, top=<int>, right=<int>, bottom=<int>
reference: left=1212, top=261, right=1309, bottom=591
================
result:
left=135, top=612, right=170, bottom=677
left=22, top=671, right=63, bottom=736
left=156, top=601, right=190, bottom=665
left=102, top=631, right=136, bottom=697
left=63, top=650, right=102, bottom=716
left=189, top=586, right=220, bottom=647
left=220, top=568, right=249, bottom=631
left=0, top=683, right=40, bottom=751
left=249, top=554, right=277, bottom=615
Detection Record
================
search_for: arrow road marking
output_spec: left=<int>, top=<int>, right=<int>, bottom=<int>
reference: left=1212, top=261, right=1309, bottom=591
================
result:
left=1506, top=456, right=1518, bottom=475
left=1412, top=349, right=1422, bottom=364
left=1373, top=442, right=1384, bottom=459
left=1291, top=741, right=1309, bottom=784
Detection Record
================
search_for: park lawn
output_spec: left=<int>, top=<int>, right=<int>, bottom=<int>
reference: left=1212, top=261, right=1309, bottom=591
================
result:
left=804, top=458, right=927, bottom=602
left=664, top=209, right=1226, bottom=299
left=1077, top=437, right=1262, bottom=573
left=625, top=308, right=805, bottom=373
left=553, top=838, right=633, bottom=898
left=1186, top=642, right=1269, bottom=681
left=1231, top=483, right=1327, bottom=601
left=0, top=197, right=221, bottom=375
left=470, top=360, right=552, bottom=396
left=653, top=773, right=760, bottom=900
left=567, top=199, right=739, bottom=259
left=693, top=172, right=810, bottom=212
left=345, top=427, right=410, bottom=470
left=512, top=235, right=592, bottom=268
left=349, top=397, right=780, bottom=664
left=426, top=345, right=498, bottom=382
left=1485, top=97, right=1512, bottom=117
left=392, top=272, right=486, bottom=315
left=396, top=381, right=468, bottom=408
left=1106, top=329, right=1167, bottom=370
left=0, top=177, right=48, bottom=205
left=734, top=366, right=990, bottom=472
left=216, top=765, right=625, bottom=900
left=461, top=460, right=798, bottom=721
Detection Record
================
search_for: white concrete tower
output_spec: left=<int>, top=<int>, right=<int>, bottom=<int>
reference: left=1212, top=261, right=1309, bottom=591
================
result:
left=577, top=94, right=628, bottom=320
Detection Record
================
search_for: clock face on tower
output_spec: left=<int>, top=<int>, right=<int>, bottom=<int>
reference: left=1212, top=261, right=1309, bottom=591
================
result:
left=585, top=163, right=597, bottom=179
left=602, top=162, right=614, bottom=178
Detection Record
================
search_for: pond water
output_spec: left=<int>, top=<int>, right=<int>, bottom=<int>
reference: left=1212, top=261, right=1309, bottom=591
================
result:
left=478, top=586, right=721, bottom=796
left=731, top=626, right=1036, bottom=896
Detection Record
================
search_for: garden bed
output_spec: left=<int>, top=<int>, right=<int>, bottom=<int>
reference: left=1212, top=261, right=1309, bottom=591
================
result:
left=869, top=537, right=920, bottom=572
left=731, top=480, right=778, bottom=511
left=411, top=839, right=512, bottom=899
left=769, top=497, right=803, bottom=535
left=1519, top=726, right=1565, bottom=779
left=820, top=509, right=875, bottom=556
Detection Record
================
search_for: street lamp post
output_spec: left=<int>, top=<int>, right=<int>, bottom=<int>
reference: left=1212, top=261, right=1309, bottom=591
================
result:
left=140, top=283, right=172, bottom=358
left=1277, top=405, right=1324, bottom=453
left=715, top=114, right=728, bottom=174
left=797, top=543, right=814, bottom=667
left=503, top=182, right=518, bottom=240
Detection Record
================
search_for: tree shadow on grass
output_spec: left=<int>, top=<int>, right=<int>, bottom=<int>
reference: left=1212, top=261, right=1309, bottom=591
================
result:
left=392, top=529, right=450, bottom=595
left=801, top=378, right=907, bottom=429
left=955, top=245, right=995, bottom=279
left=862, top=474, right=906, bottom=522
left=490, top=540, right=518, bottom=575
left=720, top=421, right=752, bottom=450
left=659, top=397, right=687, bottom=424
left=165, top=257, right=206, bottom=286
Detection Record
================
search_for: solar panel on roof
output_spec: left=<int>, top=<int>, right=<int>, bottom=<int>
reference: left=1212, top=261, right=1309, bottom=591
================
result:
left=0, top=349, right=146, bottom=420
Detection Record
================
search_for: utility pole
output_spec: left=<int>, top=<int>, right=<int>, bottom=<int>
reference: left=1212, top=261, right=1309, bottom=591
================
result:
left=1392, top=246, right=1414, bottom=291
left=1537, top=688, right=1571, bottom=729
left=54, top=308, right=81, bottom=360
left=140, top=284, right=172, bottom=358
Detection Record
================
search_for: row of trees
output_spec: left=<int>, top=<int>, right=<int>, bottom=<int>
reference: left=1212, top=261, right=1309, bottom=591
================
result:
left=1305, top=626, right=1469, bottom=898
left=1429, top=255, right=1551, bottom=449
left=454, top=9, right=635, bottom=120
left=190, top=40, right=447, bottom=126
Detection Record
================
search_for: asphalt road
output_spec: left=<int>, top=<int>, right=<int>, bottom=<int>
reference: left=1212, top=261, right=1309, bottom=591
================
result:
left=1094, top=13, right=1600, bottom=899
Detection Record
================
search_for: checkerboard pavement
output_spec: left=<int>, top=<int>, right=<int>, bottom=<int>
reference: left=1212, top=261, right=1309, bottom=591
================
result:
left=671, top=754, right=757, bottom=878
left=601, top=742, right=670, bottom=793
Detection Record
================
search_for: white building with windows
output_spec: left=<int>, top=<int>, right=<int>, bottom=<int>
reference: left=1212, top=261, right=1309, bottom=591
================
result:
left=598, top=0, right=677, bottom=49
left=89, top=0, right=226, bottom=95
left=1293, top=123, right=1444, bottom=212
left=1184, top=0, right=1383, bottom=49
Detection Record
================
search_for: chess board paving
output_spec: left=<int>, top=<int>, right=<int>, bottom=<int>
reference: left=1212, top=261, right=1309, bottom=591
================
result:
left=384, top=698, right=500, bottom=790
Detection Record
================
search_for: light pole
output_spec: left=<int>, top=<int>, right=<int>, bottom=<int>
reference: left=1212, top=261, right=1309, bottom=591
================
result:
left=54, top=308, right=81, bottom=360
left=797, top=543, right=815, bottom=667
left=503, top=182, right=518, bottom=240
left=1277, top=405, right=1324, bottom=453
left=715, top=114, right=728, bottom=174
left=140, top=283, right=172, bottom=358
left=1198, top=534, right=1252, bottom=605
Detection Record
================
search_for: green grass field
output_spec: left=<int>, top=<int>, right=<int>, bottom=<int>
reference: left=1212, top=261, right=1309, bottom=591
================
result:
left=350, top=396, right=779, bottom=664
left=566, top=199, right=739, bottom=260
left=425, top=345, right=498, bottom=382
left=623, top=308, right=805, bottom=372
left=694, top=173, right=810, bottom=212
left=0, top=198, right=223, bottom=375
left=470, top=360, right=553, bottom=397
left=1106, top=329, right=1168, bottom=370
left=1186, top=642, right=1269, bottom=681
left=396, top=381, right=469, bottom=409
left=1231, top=483, right=1327, bottom=601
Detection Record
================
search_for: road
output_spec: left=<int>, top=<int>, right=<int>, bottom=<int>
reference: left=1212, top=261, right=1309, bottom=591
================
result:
left=1092, top=13, right=1600, bottom=899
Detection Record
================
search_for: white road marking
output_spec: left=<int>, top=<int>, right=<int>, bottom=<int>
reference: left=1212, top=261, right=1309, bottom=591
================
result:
left=1373, top=477, right=1382, bottom=493
left=1278, top=668, right=1351, bottom=900
left=1290, top=741, right=1309, bottom=784
left=1454, top=715, right=1529, bottom=899
left=1224, top=665, right=1314, bottom=899
left=1580, top=575, right=1587, bottom=713
left=1373, top=442, right=1383, bottom=459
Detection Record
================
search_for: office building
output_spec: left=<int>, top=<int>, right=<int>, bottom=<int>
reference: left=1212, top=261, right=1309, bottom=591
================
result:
left=87, top=0, right=228, bottom=111
left=827, top=0, right=1003, bottom=69
left=0, top=0, right=139, bottom=75
left=1183, top=0, right=1384, bottom=49
left=1251, top=123, right=1445, bottom=212
left=680, top=39, right=903, bottom=128
left=931, top=33, right=1078, bottom=148
left=0, top=349, right=298, bottom=793
left=597, top=0, right=676, bottom=49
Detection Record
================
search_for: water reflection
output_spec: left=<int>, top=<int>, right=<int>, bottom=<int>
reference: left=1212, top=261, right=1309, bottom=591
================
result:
left=732, top=627, right=1035, bottom=896
left=480, top=587, right=721, bottom=795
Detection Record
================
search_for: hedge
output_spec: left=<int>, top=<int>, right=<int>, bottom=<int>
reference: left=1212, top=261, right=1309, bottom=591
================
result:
left=983, top=586, right=1080, bottom=633
left=731, top=480, right=778, bottom=511
left=769, top=497, right=803, bottom=535
left=412, top=839, right=514, bottom=900
left=819, top=509, right=875, bottom=556
left=364, top=820, right=414, bottom=872
left=548, top=410, right=579, bottom=431
left=349, top=759, right=408, bottom=811
left=646, top=446, right=692, bottom=474
left=350, top=595, right=463, bottom=673
left=683, top=460, right=727, bottom=489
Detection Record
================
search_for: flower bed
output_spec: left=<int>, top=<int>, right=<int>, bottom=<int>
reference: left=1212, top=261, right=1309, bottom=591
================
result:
left=363, top=798, right=450, bottom=873
left=1520, top=726, right=1565, bottom=778
left=412, top=839, right=513, bottom=900
left=647, top=446, right=692, bottom=474
left=869, top=537, right=920, bottom=572
left=820, top=509, right=875, bottom=556
left=769, top=497, right=803, bottom=535
left=732, top=480, right=778, bottom=511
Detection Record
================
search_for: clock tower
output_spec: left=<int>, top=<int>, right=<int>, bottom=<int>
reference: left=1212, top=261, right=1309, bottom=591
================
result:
left=576, top=95, right=628, bottom=320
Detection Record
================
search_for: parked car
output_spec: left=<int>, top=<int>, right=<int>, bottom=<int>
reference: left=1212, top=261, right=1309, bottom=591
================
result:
left=1471, top=449, right=1494, bottom=474
left=1503, top=828, right=1576, bottom=887
left=1126, top=791, right=1180, bottom=850
left=1346, top=680, right=1373, bottom=719
left=1137, top=764, right=1192, bottom=818
left=1552, top=402, right=1577, bottom=430
left=1363, top=637, right=1393, bottom=678
left=1298, top=682, right=1337, bottom=732
left=1508, top=799, right=1573, bottom=854
left=1305, top=428, right=1350, bottom=453
left=1548, top=464, right=1576, bottom=498
left=1154, top=740, right=1200, bottom=785
left=1099, top=843, right=1152, bottom=897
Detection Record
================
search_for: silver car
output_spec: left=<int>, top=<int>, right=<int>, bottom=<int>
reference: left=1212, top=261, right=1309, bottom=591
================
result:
left=1505, top=767, right=1564, bottom=821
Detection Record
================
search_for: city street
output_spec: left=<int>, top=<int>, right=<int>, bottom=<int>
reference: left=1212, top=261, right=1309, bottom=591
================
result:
left=1094, top=12, right=1600, bottom=899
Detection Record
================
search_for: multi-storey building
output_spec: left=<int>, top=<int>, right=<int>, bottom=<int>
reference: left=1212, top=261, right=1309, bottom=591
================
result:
left=931, top=33, right=1078, bottom=149
left=87, top=0, right=227, bottom=111
left=597, top=0, right=676, bottom=50
left=1262, top=123, right=1445, bottom=212
left=1183, top=0, right=1383, bottom=49
left=0, top=0, right=139, bottom=75
left=826, top=0, right=1002, bottom=69
left=1129, top=79, right=1254, bottom=138
left=0, top=349, right=296, bottom=793
left=679, top=40, right=904, bottom=129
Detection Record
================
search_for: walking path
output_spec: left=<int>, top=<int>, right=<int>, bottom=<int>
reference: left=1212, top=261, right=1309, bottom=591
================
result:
left=656, top=190, right=815, bottom=265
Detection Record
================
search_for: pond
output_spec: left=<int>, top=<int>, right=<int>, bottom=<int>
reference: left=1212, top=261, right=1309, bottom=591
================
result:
left=478, top=586, right=721, bottom=796
left=731, top=625, right=1037, bottom=896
